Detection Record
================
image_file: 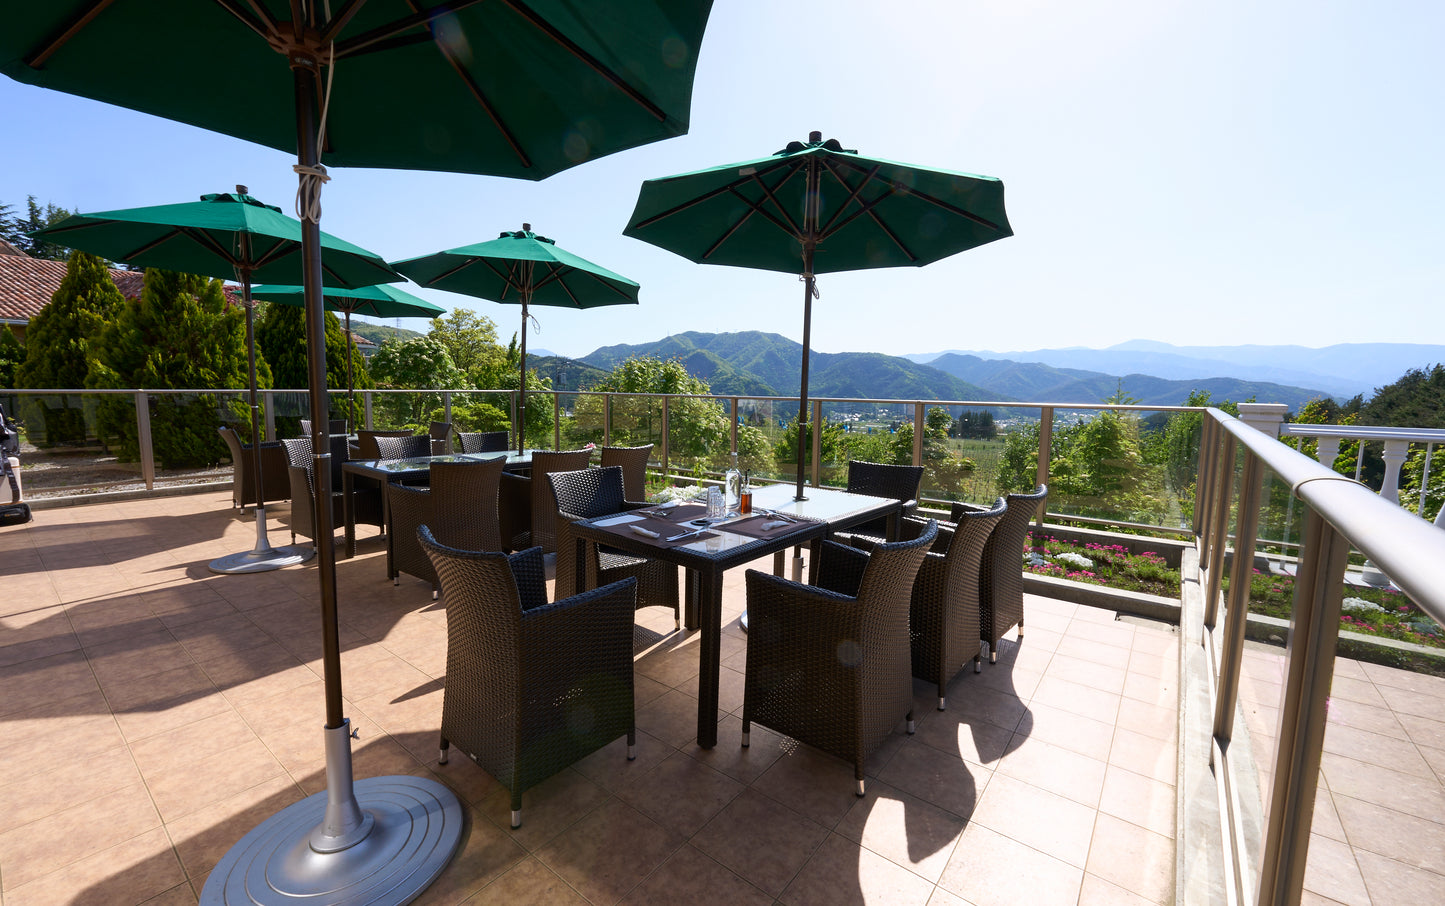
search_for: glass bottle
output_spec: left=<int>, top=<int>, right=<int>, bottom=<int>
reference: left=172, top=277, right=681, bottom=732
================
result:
left=739, top=470, right=753, bottom=514
left=724, top=451, right=743, bottom=515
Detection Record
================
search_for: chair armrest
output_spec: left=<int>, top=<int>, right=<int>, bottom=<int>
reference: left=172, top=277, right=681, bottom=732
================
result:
left=520, top=576, right=638, bottom=650
left=506, top=546, right=550, bottom=610
left=744, top=569, right=862, bottom=633
left=902, top=514, right=953, bottom=553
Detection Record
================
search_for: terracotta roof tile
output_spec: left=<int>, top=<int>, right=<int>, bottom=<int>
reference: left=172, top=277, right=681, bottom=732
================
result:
left=0, top=255, right=239, bottom=322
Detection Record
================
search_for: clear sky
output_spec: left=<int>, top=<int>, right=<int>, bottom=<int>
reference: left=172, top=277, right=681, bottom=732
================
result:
left=2, top=0, right=1441, bottom=360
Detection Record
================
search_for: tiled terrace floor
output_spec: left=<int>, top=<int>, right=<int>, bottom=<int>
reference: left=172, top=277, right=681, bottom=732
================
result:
left=0, top=488, right=1220, bottom=905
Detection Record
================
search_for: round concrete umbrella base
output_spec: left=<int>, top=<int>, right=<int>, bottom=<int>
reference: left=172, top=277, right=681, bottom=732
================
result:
left=209, top=505, right=315, bottom=574
left=202, top=724, right=463, bottom=904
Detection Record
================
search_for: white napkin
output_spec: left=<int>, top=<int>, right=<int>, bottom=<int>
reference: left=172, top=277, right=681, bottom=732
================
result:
left=761, top=520, right=790, bottom=531
left=630, top=525, right=661, bottom=539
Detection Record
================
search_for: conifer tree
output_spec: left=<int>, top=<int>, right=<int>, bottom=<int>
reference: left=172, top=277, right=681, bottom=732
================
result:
left=15, top=250, right=123, bottom=444
left=88, top=269, right=259, bottom=466
left=0, top=328, right=23, bottom=389
left=256, top=304, right=370, bottom=430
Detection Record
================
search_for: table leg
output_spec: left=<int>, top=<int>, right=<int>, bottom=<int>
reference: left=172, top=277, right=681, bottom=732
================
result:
left=343, top=472, right=356, bottom=558
left=695, top=567, right=723, bottom=749
left=683, top=568, right=699, bottom=630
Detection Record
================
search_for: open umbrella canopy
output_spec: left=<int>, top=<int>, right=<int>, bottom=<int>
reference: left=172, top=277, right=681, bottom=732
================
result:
left=392, top=226, right=641, bottom=308
left=624, top=134, right=1012, bottom=272
left=249, top=282, right=446, bottom=320
left=394, top=226, right=639, bottom=451
left=1, top=1, right=713, bottom=179
left=30, top=190, right=401, bottom=288
left=625, top=132, right=1012, bottom=500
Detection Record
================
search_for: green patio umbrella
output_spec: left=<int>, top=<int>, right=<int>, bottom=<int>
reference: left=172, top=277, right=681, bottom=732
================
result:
left=250, top=282, right=446, bottom=416
left=625, top=131, right=1013, bottom=500
left=31, top=187, right=402, bottom=577
left=3, top=4, right=713, bottom=903
left=394, top=225, right=640, bottom=452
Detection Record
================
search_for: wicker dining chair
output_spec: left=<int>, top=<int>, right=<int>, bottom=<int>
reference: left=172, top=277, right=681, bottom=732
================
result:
left=952, top=485, right=1048, bottom=663
left=218, top=426, right=289, bottom=512
left=498, top=448, right=591, bottom=553
left=280, top=435, right=350, bottom=546
left=374, top=434, right=432, bottom=461
left=599, top=444, right=654, bottom=501
left=428, top=421, right=453, bottom=455
left=550, top=465, right=680, bottom=628
left=299, top=418, right=348, bottom=436
left=456, top=430, right=510, bottom=454
left=833, top=460, right=924, bottom=544
left=354, top=429, right=413, bottom=459
left=852, top=500, right=1007, bottom=709
left=388, top=457, right=504, bottom=598
left=742, top=521, right=937, bottom=795
left=420, top=527, right=636, bottom=829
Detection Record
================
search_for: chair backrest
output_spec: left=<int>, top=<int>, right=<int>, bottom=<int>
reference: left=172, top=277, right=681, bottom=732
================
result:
left=847, top=460, right=924, bottom=503
left=429, top=421, right=452, bottom=441
left=356, top=429, right=414, bottom=459
left=942, top=497, right=1007, bottom=588
left=374, top=434, right=431, bottom=460
left=549, top=466, right=625, bottom=520
left=856, top=520, right=938, bottom=612
left=457, top=430, right=510, bottom=454
left=218, top=426, right=244, bottom=461
left=525, top=449, right=594, bottom=551
left=282, top=433, right=349, bottom=493
left=299, top=418, right=348, bottom=436
left=430, top=457, right=505, bottom=552
left=976, top=485, right=1048, bottom=577
left=599, top=444, right=653, bottom=501
left=419, top=526, right=528, bottom=653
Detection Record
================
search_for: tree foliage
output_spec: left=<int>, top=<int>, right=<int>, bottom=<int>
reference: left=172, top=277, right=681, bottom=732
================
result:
left=15, top=251, right=124, bottom=444
left=0, top=196, right=75, bottom=259
left=256, top=304, right=367, bottom=428
left=574, top=355, right=731, bottom=469
left=426, top=308, right=504, bottom=385
left=0, top=328, right=23, bottom=389
left=87, top=269, right=256, bottom=466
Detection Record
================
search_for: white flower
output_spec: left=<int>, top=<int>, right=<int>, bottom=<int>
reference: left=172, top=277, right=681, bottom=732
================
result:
left=1055, top=552, right=1095, bottom=569
left=1026, top=552, right=1049, bottom=568
left=1341, top=597, right=1385, bottom=614
left=649, top=485, right=707, bottom=504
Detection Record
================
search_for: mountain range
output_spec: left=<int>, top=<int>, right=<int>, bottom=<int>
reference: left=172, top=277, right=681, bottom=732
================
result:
left=524, top=331, right=1382, bottom=412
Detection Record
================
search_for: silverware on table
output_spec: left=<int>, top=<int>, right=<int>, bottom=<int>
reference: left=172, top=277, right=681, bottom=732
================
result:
left=664, top=527, right=712, bottom=542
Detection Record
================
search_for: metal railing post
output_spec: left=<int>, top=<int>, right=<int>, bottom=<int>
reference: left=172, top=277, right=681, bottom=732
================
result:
left=603, top=393, right=611, bottom=446
left=363, top=392, right=373, bottom=430
left=730, top=397, right=739, bottom=454
left=913, top=402, right=925, bottom=468
left=1204, top=436, right=1236, bottom=629
left=1214, top=450, right=1263, bottom=743
left=811, top=399, right=823, bottom=488
left=1255, top=507, right=1350, bottom=906
left=661, top=396, right=670, bottom=483
left=553, top=393, right=561, bottom=450
left=442, top=391, right=451, bottom=424
left=263, top=390, right=276, bottom=441
left=135, top=391, right=155, bottom=491
left=1035, top=406, right=1054, bottom=531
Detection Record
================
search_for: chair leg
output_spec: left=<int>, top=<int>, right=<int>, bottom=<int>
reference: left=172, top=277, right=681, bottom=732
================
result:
left=510, top=790, right=523, bottom=829
left=906, top=709, right=916, bottom=735
left=937, top=684, right=946, bottom=711
left=741, top=716, right=750, bottom=748
left=1017, top=614, right=1024, bottom=638
left=627, top=728, right=637, bottom=761
left=438, top=737, right=449, bottom=765
left=856, top=766, right=866, bottom=797
left=974, top=655, right=982, bottom=674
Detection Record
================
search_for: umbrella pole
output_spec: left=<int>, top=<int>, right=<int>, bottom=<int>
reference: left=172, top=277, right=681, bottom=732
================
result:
left=203, top=60, right=460, bottom=906
left=344, top=310, right=355, bottom=429
left=794, top=152, right=822, bottom=502
left=207, top=256, right=312, bottom=574
left=517, top=292, right=530, bottom=454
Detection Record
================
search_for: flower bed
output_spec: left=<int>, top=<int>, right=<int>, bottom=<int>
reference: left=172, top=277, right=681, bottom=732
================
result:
left=1025, top=532, right=1445, bottom=650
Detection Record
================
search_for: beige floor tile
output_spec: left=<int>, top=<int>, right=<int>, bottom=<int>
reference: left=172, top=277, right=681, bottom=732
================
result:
left=0, top=781, right=161, bottom=891
left=969, top=773, right=1096, bottom=868
left=937, top=822, right=1083, bottom=906
left=998, top=736, right=1107, bottom=807
left=619, top=843, right=772, bottom=906
left=464, top=856, right=589, bottom=906
left=1354, top=848, right=1445, bottom=905
left=1084, top=813, right=1173, bottom=905
left=1108, top=727, right=1178, bottom=784
left=409, top=807, right=527, bottom=906
left=1302, top=832, right=1372, bottom=906
left=1333, top=794, right=1445, bottom=875
left=1321, top=753, right=1445, bottom=824
left=0, top=746, right=144, bottom=835
left=1100, top=766, right=1176, bottom=839
left=835, top=780, right=967, bottom=884
left=1078, top=872, right=1164, bottom=905
left=536, top=798, right=682, bottom=905
left=752, top=743, right=870, bottom=827
left=914, top=707, right=1018, bottom=766
left=691, top=789, right=829, bottom=898
left=1, top=825, right=183, bottom=906
left=781, top=831, right=936, bottom=906
left=877, top=739, right=990, bottom=822
left=1045, top=652, right=1128, bottom=696
left=164, top=774, right=306, bottom=879
left=637, top=688, right=707, bottom=749
left=685, top=713, right=790, bottom=784
left=618, top=750, right=744, bottom=837
left=1322, top=720, right=1434, bottom=778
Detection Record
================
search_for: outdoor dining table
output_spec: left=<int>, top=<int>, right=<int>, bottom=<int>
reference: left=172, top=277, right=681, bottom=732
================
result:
left=340, top=450, right=534, bottom=558
left=570, top=482, right=903, bottom=749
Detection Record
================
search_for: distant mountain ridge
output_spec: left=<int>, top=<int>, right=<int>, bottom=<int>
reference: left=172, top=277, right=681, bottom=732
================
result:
left=905, top=340, right=1445, bottom=400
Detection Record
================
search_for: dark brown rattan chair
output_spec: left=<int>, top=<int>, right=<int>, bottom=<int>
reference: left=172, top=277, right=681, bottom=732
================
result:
left=742, top=521, right=938, bottom=795
left=835, top=460, right=924, bottom=544
left=355, top=429, right=413, bottom=459
left=952, top=485, right=1048, bottom=663
left=420, top=527, right=637, bottom=829
left=550, top=466, right=680, bottom=628
left=374, top=434, right=432, bottom=461
left=388, top=457, right=504, bottom=598
left=599, top=444, right=654, bottom=501
left=218, top=426, right=289, bottom=511
left=456, top=430, right=510, bottom=454
left=299, top=418, right=348, bottom=436
left=498, top=449, right=591, bottom=553
left=281, top=435, right=349, bottom=546
left=429, top=421, right=453, bottom=455
left=853, top=500, right=1008, bottom=709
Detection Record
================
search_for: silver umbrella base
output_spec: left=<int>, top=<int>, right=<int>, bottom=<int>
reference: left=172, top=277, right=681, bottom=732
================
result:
left=209, top=545, right=315, bottom=574
left=201, top=774, right=463, bottom=904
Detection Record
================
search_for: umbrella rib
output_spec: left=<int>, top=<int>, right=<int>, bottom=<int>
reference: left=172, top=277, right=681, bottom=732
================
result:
left=816, top=161, right=881, bottom=237
left=630, top=158, right=799, bottom=230
left=318, top=0, right=373, bottom=46
left=332, top=0, right=490, bottom=57
left=23, top=0, right=120, bottom=67
left=502, top=0, right=669, bottom=123
left=826, top=156, right=1007, bottom=233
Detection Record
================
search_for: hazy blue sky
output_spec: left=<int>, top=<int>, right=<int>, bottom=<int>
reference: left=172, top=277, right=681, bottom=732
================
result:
left=3, top=0, right=1440, bottom=360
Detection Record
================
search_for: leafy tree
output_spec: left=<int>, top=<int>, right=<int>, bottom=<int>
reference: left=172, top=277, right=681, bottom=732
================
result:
left=775, top=416, right=848, bottom=483
left=0, top=328, right=23, bottom=388
left=368, top=336, right=465, bottom=427
left=0, top=196, right=76, bottom=259
left=1359, top=365, right=1445, bottom=429
left=256, top=304, right=368, bottom=428
left=15, top=250, right=123, bottom=444
left=427, top=308, right=505, bottom=384
left=575, top=355, right=724, bottom=466
left=87, top=269, right=257, bottom=466
left=485, top=335, right=555, bottom=445
left=955, top=409, right=996, bottom=439
left=926, top=406, right=953, bottom=439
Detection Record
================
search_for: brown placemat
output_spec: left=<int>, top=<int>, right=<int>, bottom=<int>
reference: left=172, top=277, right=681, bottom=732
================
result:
left=635, top=502, right=708, bottom=524
left=591, top=514, right=719, bottom=546
left=717, top=513, right=816, bottom=540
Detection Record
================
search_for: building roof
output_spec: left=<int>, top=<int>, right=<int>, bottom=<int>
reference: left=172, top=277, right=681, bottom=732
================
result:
left=0, top=245, right=235, bottom=323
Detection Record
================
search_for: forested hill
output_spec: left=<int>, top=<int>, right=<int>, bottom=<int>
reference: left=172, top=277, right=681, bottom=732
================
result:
left=580, top=331, right=998, bottom=401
